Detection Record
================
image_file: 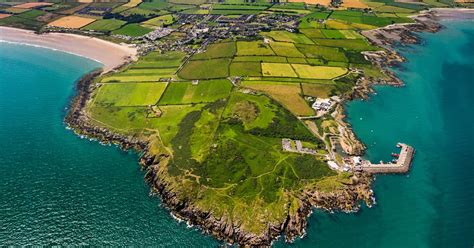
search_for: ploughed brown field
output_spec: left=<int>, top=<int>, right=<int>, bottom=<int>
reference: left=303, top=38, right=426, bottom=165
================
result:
left=288, top=0, right=332, bottom=6
left=0, top=14, right=12, bottom=19
left=14, top=2, right=53, bottom=9
left=48, top=16, right=96, bottom=29
left=341, top=0, right=369, bottom=8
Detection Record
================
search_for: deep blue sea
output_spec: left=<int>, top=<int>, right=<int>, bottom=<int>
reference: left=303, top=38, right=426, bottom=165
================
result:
left=0, top=20, right=473, bottom=247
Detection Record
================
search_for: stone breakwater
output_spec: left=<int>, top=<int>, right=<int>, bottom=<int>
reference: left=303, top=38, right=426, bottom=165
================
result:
left=65, top=68, right=374, bottom=246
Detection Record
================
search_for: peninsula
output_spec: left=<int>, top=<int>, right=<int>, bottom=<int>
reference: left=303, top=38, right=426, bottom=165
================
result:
left=1, top=0, right=472, bottom=246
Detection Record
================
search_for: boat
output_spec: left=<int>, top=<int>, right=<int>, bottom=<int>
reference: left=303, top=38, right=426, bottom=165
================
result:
left=391, top=153, right=399, bottom=158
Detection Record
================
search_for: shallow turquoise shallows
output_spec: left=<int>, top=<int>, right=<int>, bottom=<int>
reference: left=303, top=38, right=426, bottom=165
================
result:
left=1, top=19, right=473, bottom=247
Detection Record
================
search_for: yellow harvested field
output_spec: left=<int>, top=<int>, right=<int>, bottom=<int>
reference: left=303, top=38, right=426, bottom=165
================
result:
left=0, top=14, right=12, bottom=19
left=288, top=0, right=331, bottom=5
left=14, top=2, right=53, bottom=9
left=341, top=0, right=369, bottom=8
left=302, top=83, right=333, bottom=98
left=242, top=81, right=314, bottom=116
left=261, top=63, right=298, bottom=77
left=122, top=0, right=142, bottom=8
left=48, top=16, right=96, bottom=29
left=292, top=64, right=348, bottom=79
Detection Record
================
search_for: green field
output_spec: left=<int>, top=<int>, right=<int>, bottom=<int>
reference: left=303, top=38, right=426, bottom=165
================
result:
left=178, top=58, right=231, bottom=80
left=296, top=44, right=348, bottom=62
left=292, top=64, right=348, bottom=79
left=261, top=63, right=297, bottom=77
left=141, top=14, right=174, bottom=27
left=233, top=56, right=287, bottom=63
left=112, top=23, right=153, bottom=37
left=191, top=42, right=236, bottom=60
left=312, top=38, right=380, bottom=51
left=230, top=62, right=262, bottom=77
left=158, top=80, right=233, bottom=105
left=236, top=41, right=275, bottom=56
left=131, top=51, right=185, bottom=69
left=269, top=42, right=305, bottom=57
left=82, top=19, right=126, bottom=31
left=94, top=82, right=167, bottom=106
left=262, top=31, right=314, bottom=44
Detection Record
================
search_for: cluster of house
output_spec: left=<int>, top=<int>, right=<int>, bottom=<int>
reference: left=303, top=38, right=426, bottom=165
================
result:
left=145, top=27, right=174, bottom=41
left=281, top=138, right=317, bottom=155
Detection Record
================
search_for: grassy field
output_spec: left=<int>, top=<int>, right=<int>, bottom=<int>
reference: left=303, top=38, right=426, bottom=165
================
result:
left=236, top=41, right=275, bottom=56
left=241, top=81, right=314, bottom=116
left=82, top=19, right=126, bottom=31
left=178, top=58, right=231, bottom=80
left=233, top=56, right=287, bottom=63
left=112, top=23, right=153, bottom=37
left=131, top=51, right=185, bottom=69
left=158, top=80, right=233, bottom=105
left=311, top=38, right=379, bottom=51
left=292, top=64, right=348, bottom=79
left=230, top=62, right=262, bottom=77
left=262, top=30, right=314, bottom=44
left=94, top=82, right=167, bottom=106
left=302, top=83, right=334, bottom=98
left=261, top=63, right=298, bottom=77
left=223, top=92, right=276, bottom=129
left=296, top=44, right=348, bottom=62
left=141, top=14, right=174, bottom=27
left=191, top=42, right=236, bottom=60
left=269, top=42, right=305, bottom=57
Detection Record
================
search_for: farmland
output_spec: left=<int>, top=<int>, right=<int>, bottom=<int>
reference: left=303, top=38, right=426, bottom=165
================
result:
left=1, top=0, right=453, bottom=245
left=82, top=19, right=126, bottom=31
left=112, top=23, right=153, bottom=37
left=48, top=16, right=95, bottom=29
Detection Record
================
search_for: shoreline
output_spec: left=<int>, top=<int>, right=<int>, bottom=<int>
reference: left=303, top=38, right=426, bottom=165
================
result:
left=60, top=7, right=473, bottom=246
left=0, top=27, right=138, bottom=73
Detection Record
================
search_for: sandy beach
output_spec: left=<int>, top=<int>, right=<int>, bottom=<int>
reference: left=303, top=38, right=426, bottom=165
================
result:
left=0, top=27, right=137, bottom=73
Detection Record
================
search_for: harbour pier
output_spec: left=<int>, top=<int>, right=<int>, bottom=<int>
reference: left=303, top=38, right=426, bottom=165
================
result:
left=359, top=143, right=415, bottom=174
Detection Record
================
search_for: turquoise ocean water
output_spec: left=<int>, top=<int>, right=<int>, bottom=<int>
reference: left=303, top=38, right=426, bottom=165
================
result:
left=0, top=19, right=473, bottom=246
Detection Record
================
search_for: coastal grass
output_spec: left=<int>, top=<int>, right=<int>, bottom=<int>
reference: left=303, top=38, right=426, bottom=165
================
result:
left=178, top=58, right=231, bottom=80
left=261, top=63, right=298, bottom=77
left=158, top=80, right=233, bottom=105
left=241, top=81, right=314, bottom=116
left=222, top=92, right=276, bottom=130
left=93, top=82, right=168, bottom=106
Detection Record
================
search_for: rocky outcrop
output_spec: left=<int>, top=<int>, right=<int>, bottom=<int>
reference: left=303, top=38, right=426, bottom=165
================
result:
left=141, top=154, right=374, bottom=246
